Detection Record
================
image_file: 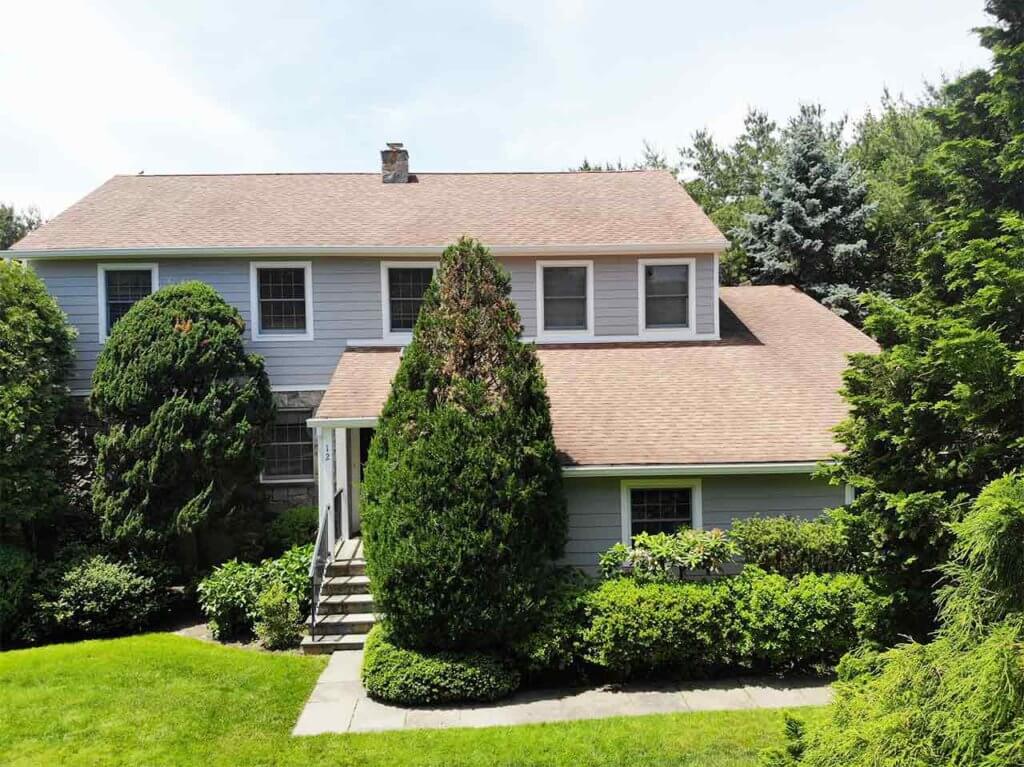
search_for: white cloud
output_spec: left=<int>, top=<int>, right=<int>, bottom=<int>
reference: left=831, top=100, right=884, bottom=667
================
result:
left=0, top=1, right=282, bottom=215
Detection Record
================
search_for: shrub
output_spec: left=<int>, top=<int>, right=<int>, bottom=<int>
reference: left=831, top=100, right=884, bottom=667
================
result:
left=197, top=544, right=313, bottom=640
left=41, top=556, right=163, bottom=638
left=91, top=281, right=274, bottom=575
left=0, top=545, right=33, bottom=647
left=361, top=625, right=520, bottom=705
left=598, top=529, right=739, bottom=582
left=254, top=581, right=302, bottom=650
left=730, top=516, right=856, bottom=575
left=362, top=238, right=566, bottom=651
left=0, top=260, right=75, bottom=537
left=267, top=505, right=317, bottom=555
left=510, top=569, right=593, bottom=679
left=582, top=569, right=871, bottom=678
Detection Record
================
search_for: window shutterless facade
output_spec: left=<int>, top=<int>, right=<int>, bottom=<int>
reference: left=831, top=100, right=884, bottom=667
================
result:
left=536, top=260, right=594, bottom=338
left=262, top=409, right=315, bottom=482
left=97, top=263, right=158, bottom=342
left=249, top=262, right=314, bottom=341
left=638, top=257, right=696, bottom=338
left=380, top=261, right=437, bottom=341
left=620, top=478, right=703, bottom=544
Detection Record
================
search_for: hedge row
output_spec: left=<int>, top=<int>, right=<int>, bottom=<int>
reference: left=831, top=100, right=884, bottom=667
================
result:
left=362, top=567, right=875, bottom=704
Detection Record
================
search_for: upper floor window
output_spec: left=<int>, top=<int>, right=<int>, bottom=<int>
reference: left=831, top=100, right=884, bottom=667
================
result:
left=381, top=262, right=436, bottom=340
left=249, top=262, right=314, bottom=341
left=262, top=409, right=314, bottom=482
left=621, top=478, right=703, bottom=543
left=98, top=263, right=158, bottom=342
left=537, top=260, right=593, bottom=337
left=638, top=258, right=695, bottom=337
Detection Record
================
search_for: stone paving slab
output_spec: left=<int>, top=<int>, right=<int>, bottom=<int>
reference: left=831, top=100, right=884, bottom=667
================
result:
left=292, top=650, right=833, bottom=736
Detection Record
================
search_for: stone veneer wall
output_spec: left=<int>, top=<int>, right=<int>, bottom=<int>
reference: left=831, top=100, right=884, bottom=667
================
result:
left=264, top=389, right=324, bottom=513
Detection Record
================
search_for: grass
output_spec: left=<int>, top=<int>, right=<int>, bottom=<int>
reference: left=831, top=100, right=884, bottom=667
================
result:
left=0, top=633, right=825, bottom=767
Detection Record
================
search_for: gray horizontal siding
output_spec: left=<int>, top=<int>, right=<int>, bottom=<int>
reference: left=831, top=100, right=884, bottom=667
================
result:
left=31, top=252, right=720, bottom=392
left=560, top=473, right=844, bottom=573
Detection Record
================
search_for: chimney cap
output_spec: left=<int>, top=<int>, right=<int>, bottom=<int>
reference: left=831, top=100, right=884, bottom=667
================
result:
left=386, top=142, right=405, bottom=151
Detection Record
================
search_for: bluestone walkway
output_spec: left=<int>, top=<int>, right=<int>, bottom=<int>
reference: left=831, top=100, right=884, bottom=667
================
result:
left=292, top=650, right=833, bottom=735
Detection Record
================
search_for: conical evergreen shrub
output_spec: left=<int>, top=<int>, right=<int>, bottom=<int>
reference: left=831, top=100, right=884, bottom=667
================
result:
left=361, top=237, right=567, bottom=651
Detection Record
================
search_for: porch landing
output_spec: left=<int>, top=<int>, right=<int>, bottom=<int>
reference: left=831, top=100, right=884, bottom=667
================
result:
left=293, top=651, right=833, bottom=735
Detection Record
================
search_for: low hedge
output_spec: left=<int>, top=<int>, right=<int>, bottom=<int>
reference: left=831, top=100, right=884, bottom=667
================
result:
left=361, top=624, right=520, bottom=705
left=582, top=568, right=872, bottom=678
left=729, top=516, right=857, bottom=575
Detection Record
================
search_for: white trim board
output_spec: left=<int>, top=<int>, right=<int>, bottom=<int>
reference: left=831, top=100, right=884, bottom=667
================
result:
left=535, top=259, right=595, bottom=340
left=620, top=477, right=703, bottom=544
left=380, top=260, right=438, bottom=344
left=637, top=257, right=697, bottom=340
left=16, top=241, right=729, bottom=260
left=563, top=461, right=825, bottom=477
left=249, top=261, right=315, bottom=342
left=96, top=262, right=159, bottom=343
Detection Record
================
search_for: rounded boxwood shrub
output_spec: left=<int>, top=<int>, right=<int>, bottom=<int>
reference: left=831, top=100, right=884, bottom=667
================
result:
left=361, top=624, right=520, bottom=705
left=90, top=281, right=274, bottom=574
left=362, top=237, right=567, bottom=651
left=42, top=555, right=163, bottom=638
left=254, top=581, right=302, bottom=650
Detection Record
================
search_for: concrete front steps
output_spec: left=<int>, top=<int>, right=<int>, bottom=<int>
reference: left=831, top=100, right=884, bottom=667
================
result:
left=301, top=538, right=376, bottom=655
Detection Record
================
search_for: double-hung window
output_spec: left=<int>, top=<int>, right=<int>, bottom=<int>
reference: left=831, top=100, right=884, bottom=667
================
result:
left=250, top=262, right=314, bottom=341
left=381, top=262, right=436, bottom=340
left=621, top=479, right=703, bottom=543
left=537, top=260, right=593, bottom=337
left=98, top=264, right=158, bottom=341
left=638, top=258, right=695, bottom=337
left=262, top=409, right=315, bottom=482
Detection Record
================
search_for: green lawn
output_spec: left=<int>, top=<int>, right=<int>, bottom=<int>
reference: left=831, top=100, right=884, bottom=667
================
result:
left=0, top=633, right=824, bottom=767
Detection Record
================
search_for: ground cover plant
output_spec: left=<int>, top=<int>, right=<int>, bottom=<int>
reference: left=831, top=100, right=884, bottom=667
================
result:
left=0, top=632, right=825, bottom=767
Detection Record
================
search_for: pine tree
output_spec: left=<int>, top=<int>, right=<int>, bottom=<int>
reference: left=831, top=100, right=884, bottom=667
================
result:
left=823, top=1, right=1024, bottom=642
left=361, top=237, right=567, bottom=651
left=737, top=105, right=877, bottom=320
left=91, top=282, right=274, bottom=574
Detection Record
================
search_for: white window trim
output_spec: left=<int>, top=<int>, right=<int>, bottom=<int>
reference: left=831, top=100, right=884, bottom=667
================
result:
left=380, top=260, right=438, bottom=344
left=97, top=263, right=159, bottom=343
left=620, top=477, right=703, bottom=544
left=249, top=261, right=315, bottom=342
left=536, top=259, right=595, bottom=340
left=637, top=257, right=697, bottom=339
left=260, top=407, right=317, bottom=485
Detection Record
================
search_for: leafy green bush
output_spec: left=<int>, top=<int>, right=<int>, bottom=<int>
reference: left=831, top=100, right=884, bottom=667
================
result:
left=361, top=625, right=520, bottom=705
left=0, top=260, right=75, bottom=537
left=598, top=529, right=739, bottom=582
left=91, top=281, right=274, bottom=575
left=40, top=556, right=163, bottom=638
left=767, top=473, right=1024, bottom=767
left=0, top=545, right=33, bottom=647
left=362, top=238, right=566, bottom=651
left=582, top=569, right=871, bottom=678
left=510, top=569, right=593, bottom=679
left=254, top=581, right=302, bottom=650
left=266, top=505, right=317, bottom=555
left=197, top=544, right=313, bottom=640
left=730, top=516, right=856, bottom=575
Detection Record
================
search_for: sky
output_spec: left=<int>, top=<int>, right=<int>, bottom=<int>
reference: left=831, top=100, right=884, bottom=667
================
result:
left=1, top=0, right=992, bottom=217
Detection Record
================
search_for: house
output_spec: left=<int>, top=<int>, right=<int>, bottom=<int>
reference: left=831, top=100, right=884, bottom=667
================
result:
left=11, top=143, right=878, bottom=651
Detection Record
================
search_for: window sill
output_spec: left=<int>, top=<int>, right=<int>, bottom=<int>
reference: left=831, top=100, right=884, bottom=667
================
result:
left=260, top=476, right=316, bottom=485
left=251, top=332, right=315, bottom=343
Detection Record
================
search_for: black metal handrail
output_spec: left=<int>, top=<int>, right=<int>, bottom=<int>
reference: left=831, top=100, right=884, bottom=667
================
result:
left=308, top=505, right=331, bottom=642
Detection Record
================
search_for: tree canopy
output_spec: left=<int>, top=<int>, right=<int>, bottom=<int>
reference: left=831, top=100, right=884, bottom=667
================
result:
left=0, top=205, right=42, bottom=251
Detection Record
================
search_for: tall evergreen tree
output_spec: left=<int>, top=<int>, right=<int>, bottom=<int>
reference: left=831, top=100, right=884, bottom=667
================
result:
left=362, top=237, right=567, bottom=651
left=91, top=282, right=274, bottom=574
left=824, top=0, right=1024, bottom=641
left=737, top=105, right=877, bottom=321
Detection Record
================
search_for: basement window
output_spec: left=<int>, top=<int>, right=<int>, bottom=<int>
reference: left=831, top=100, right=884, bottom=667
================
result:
left=262, top=409, right=315, bottom=482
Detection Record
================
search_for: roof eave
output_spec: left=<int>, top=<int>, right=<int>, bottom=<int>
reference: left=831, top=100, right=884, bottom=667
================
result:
left=10, top=240, right=729, bottom=260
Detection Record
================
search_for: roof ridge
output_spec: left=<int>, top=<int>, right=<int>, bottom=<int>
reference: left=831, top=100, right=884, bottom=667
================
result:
left=113, top=169, right=669, bottom=179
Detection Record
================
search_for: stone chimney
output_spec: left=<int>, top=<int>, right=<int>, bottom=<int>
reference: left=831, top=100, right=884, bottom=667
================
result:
left=381, top=142, right=409, bottom=183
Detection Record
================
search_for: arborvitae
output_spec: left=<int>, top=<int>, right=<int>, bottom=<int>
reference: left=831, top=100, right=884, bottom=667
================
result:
left=362, top=237, right=567, bottom=651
